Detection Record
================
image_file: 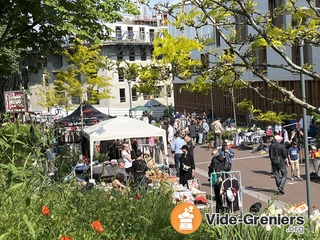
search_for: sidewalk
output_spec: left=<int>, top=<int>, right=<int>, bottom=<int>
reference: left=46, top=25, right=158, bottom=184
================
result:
left=168, top=144, right=320, bottom=212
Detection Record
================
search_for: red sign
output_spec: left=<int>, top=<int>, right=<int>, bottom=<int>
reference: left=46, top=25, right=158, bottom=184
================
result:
left=4, top=91, right=27, bottom=113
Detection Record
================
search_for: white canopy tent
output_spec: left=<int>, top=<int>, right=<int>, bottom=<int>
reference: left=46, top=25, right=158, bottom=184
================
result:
left=83, top=117, right=168, bottom=181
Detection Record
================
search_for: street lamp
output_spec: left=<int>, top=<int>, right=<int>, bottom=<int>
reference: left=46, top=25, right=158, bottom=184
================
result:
left=128, top=79, right=133, bottom=118
left=299, top=40, right=312, bottom=217
left=210, top=83, right=215, bottom=123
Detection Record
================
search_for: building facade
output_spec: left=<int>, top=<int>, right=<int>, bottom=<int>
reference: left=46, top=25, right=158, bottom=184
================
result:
left=28, top=10, right=173, bottom=119
left=168, top=0, right=320, bottom=123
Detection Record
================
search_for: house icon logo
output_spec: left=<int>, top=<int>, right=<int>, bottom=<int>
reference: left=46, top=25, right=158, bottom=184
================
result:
left=170, top=202, right=202, bottom=234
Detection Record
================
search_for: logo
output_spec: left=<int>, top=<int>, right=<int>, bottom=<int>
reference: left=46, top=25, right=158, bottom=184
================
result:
left=170, top=202, right=202, bottom=234
left=83, top=109, right=93, bottom=117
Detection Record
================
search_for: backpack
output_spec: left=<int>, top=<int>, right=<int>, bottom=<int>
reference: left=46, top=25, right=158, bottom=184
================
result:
left=270, top=143, right=281, bottom=164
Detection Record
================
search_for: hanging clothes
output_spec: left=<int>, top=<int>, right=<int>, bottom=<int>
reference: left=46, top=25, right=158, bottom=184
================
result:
left=219, top=177, right=240, bottom=212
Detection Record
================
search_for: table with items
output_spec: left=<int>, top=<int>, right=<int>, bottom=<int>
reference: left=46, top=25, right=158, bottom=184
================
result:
left=92, top=161, right=118, bottom=181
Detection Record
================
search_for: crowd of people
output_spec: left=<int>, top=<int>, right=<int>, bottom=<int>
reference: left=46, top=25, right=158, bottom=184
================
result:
left=112, top=144, right=157, bottom=190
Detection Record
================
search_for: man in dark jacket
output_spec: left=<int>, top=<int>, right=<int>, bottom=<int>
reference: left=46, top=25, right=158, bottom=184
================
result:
left=269, top=135, right=289, bottom=194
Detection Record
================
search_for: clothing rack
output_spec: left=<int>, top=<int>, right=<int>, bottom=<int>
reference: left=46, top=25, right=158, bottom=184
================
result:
left=210, top=170, right=243, bottom=215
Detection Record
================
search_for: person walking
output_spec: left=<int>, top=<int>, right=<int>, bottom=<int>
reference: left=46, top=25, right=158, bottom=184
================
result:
left=179, top=145, right=195, bottom=186
left=184, top=134, right=194, bottom=156
left=288, top=142, right=303, bottom=181
left=202, top=119, right=210, bottom=143
left=269, top=135, right=289, bottom=194
left=211, top=117, right=223, bottom=148
left=171, top=132, right=185, bottom=177
left=197, top=120, right=204, bottom=145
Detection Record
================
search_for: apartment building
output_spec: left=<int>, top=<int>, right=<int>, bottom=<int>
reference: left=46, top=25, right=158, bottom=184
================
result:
left=27, top=9, right=173, bottom=119
left=168, top=0, right=320, bottom=123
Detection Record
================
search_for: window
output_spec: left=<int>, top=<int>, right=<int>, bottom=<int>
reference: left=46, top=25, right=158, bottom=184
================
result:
left=316, top=0, right=320, bottom=7
left=254, top=47, right=267, bottom=73
left=127, top=26, right=134, bottom=40
left=116, top=26, right=122, bottom=40
left=118, top=73, right=124, bottom=82
left=141, top=47, right=147, bottom=61
left=235, top=16, right=247, bottom=42
left=268, top=0, right=284, bottom=27
left=71, top=95, right=80, bottom=104
left=132, top=89, right=138, bottom=101
left=149, top=29, right=155, bottom=42
left=291, top=45, right=311, bottom=66
left=215, top=28, right=221, bottom=47
left=139, top=27, right=145, bottom=41
left=129, top=47, right=135, bottom=61
left=166, top=85, right=172, bottom=98
left=153, top=86, right=162, bottom=98
left=119, top=88, right=126, bottom=102
left=201, top=53, right=209, bottom=69
left=117, top=47, right=123, bottom=60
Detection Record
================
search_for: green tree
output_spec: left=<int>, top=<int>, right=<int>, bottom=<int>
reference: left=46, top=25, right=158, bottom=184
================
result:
left=34, top=69, right=66, bottom=112
left=0, top=0, right=138, bottom=112
left=54, top=40, right=112, bottom=128
left=0, top=0, right=139, bottom=71
left=152, top=30, right=203, bottom=80
left=148, top=0, right=320, bottom=114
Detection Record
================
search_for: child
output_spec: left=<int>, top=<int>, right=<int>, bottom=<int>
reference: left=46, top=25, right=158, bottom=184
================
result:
left=288, top=142, right=303, bottom=181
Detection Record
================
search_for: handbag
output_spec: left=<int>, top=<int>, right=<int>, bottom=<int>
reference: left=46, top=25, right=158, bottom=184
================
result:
left=182, top=163, right=191, bottom=172
left=221, top=160, right=231, bottom=171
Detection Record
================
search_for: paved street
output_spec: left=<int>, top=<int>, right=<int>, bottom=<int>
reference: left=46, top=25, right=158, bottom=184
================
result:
left=169, top=143, right=320, bottom=212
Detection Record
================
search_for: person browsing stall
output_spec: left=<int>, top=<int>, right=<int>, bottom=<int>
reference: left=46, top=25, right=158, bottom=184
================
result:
left=113, top=159, right=130, bottom=189
left=132, top=150, right=147, bottom=185
left=121, top=144, right=133, bottom=174
left=179, top=145, right=195, bottom=186
left=288, top=142, right=303, bottom=181
left=208, top=149, right=225, bottom=179
left=171, top=132, right=186, bottom=177
left=144, top=150, right=156, bottom=169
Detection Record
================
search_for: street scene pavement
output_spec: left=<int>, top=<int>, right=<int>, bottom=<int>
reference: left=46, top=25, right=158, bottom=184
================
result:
left=170, top=143, right=319, bottom=213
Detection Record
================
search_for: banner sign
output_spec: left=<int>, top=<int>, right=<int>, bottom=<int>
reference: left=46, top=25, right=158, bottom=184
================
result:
left=4, top=91, right=27, bottom=113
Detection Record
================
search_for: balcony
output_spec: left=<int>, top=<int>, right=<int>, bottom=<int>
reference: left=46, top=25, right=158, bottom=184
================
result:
left=106, top=30, right=156, bottom=44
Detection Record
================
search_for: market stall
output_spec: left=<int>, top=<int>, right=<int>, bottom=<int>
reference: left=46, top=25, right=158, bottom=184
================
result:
left=59, top=102, right=116, bottom=127
left=82, top=117, right=168, bottom=181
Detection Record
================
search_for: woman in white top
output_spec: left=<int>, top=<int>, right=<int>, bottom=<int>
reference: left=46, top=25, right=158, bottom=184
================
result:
left=121, top=144, right=133, bottom=174
left=167, top=124, right=174, bottom=146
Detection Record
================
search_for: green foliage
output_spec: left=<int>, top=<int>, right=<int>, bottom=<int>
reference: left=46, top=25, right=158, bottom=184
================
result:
left=0, top=122, right=42, bottom=165
left=95, top=153, right=110, bottom=163
left=35, top=69, right=65, bottom=111
left=237, top=99, right=261, bottom=115
left=150, top=0, right=320, bottom=114
left=54, top=40, right=112, bottom=107
left=0, top=0, right=139, bottom=74
left=254, top=111, right=296, bottom=124
left=163, top=105, right=175, bottom=119
left=152, top=30, right=203, bottom=80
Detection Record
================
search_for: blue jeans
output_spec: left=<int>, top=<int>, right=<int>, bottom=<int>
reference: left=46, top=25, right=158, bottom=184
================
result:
left=174, top=154, right=183, bottom=177
left=272, top=164, right=287, bottom=190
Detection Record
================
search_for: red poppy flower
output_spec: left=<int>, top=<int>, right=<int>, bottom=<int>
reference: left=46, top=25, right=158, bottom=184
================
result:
left=183, top=195, right=187, bottom=199
left=175, top=198, right=180, bottom=202
left=41, top=206, right=50, bottom=216
left=135, top=194, right=141, bottom=200
left=91, top=220, right=104, bottom=235
left=60, top=236, right=72, bottom=240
